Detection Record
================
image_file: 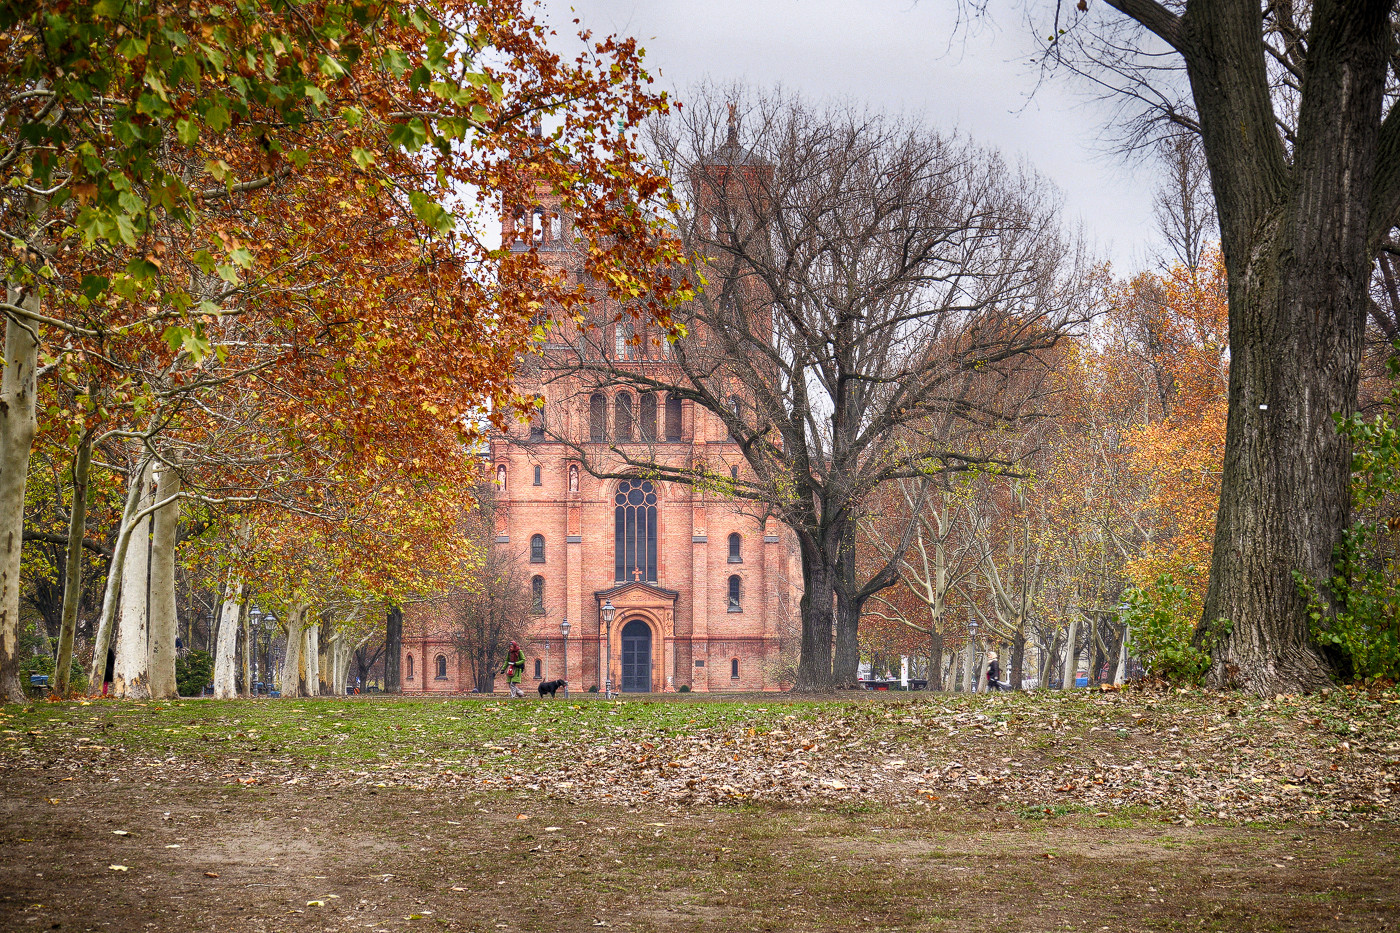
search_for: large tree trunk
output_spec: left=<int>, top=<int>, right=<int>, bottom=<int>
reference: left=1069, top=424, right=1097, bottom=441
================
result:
left=1171, top=0, right=1392, bottom=694
left=211, top=575, right=242, bottom=699
left=239, top=597, right=252, bottom=697
left=280, top=605, right=307, bottom=698
left=146, top=464, right=181, bottom=699
left=53, top=432, right=92, bottom=696
left=927, top=627, right=944, bottom=691
left=305, top=621, right=320, bottom=696
left=1010, top=630, right=1026, bottom=691
left=794, top=540, right=835, bottom=691
left=0, top=292, right=40, bottom=704
left=832, top=526, right=862, bottom=687
left=113, top=459, right=155, bottom=699
left=385, top=605, right=403, bottom=693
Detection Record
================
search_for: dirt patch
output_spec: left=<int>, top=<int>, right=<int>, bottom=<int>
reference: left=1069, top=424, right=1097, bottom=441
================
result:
left=2, top=767, right=1398, bottom=933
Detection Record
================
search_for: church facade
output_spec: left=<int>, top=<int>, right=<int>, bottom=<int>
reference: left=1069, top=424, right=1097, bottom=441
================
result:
left=401, top=130, right=796, bottom=694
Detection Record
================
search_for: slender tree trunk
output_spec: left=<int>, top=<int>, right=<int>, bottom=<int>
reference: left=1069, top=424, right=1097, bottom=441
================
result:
left=302, top=621, right=318, bottom=696
left=239, top=596, right=251, bottom=698
left=53, top=431, right=93, bottom=696
left=113, top=459, right=155, bottom=699
left=1113, top=624, right=1128, bottom=686
left=794, top=542, right=835, bottom=691
left=146, top=464, right=181, bottom=699
left=384, top=606, right=402, bottom=693
left=1061, top=618, right=1079, bottom=691
left=0, top=290, right=40, bottom=703
left=211, top=575, right=242, bottom=699
left=927, top=627, right=944, bottom=691
left=960, top=641, right=973, bottom=694
left=87, top=454, right=148, bottom=693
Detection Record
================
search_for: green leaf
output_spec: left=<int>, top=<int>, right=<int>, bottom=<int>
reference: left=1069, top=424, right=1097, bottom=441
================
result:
left=408, top=191, right=452, bottom=234
left=176, top=118, right=200, bottom=147
left=350, top=147, right=376, bottom=169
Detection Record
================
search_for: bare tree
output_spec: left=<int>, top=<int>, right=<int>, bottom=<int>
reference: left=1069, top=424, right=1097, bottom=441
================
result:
left=445, top=487, right=530, bottom=694
left=549, top=88, right=1086, bottom=689
left=1151, top=131, right=1217, bottom=271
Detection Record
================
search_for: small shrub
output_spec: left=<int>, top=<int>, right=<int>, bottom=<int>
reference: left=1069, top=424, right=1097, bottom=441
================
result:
left=1123, top=575, right=1214, bottom=683
left=677, top=683, right=691, bottom=693
left=176, top=651, right=214, bottom=697
left=1300, top=357, right=1400, bottom=682
left=587, top=684, right=599, bottom=693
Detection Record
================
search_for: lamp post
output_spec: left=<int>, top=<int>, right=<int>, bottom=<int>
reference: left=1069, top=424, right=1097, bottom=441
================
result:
left=249, top=608, right=261, bottom=695
left=599, top=600, right=616, bottom=699
left=559, top=618, right=570, bottom=699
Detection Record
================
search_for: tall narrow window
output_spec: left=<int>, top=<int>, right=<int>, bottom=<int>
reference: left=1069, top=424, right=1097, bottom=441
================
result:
left=615, top=393, right=634, bottom=442
left=590, top=393, right=607, bottom=441
left=530, top=534, right=545, bottom=563
left=614, top=320, right=635, bottom=360
left=406, top=655, right=415, bottom=679
left=731, top=465, right=739, bottom=482
left=435, top=655, right=448, bottom=679
left=665, top=396, right=683, bottom=441
left=728, top=532, right=742, bottom=563
left=639, top=392, right=657, bottom=441
left=728, top=575, right=742, bottom=611
left=533, top=465, right=542, bottom=486
left=534, top=658, right=542, bottom=679
left=531, top=575, right=544, bottom=614
left=615, top=478, right=658, bottom=583
left=731, top=658, right=740, bottom=680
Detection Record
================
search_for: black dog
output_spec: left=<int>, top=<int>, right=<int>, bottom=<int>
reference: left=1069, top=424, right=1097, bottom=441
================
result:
left=538, top=679, right=567, bottom=698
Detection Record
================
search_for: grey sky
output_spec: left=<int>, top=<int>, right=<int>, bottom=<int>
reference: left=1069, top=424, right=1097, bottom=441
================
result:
left=547, top=0, right=1168, bottom=273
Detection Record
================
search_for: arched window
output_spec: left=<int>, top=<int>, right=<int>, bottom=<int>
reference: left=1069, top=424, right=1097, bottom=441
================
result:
left=614, top=393, right=634, bottom=442
left=665, top=396, right=683, bottom=441
left=639, top=392, right=657, bottom=441
left=615, top=478, right=658, bottom=582
left=531, top=208, right=545, bottom=244
left=435, top=655, right=447, bottom=680
left=406, top=654, right=415, bottom=679
left=533, top=465, right=542, bottom=486
left=728, top=532, right=742, bottom=563
left=590, top=392, right=607, bottom=441
left=534, top=658, right=542, bottom=679
left=549, top=213, right=562, bottom=241
left=530, top=534, right=545, bottom=563
left=731, top=658, right=740, bottom=679
left=728, top=575, right=742, bottom=611
left=731, top=465, right=739, bottom=482
left=531, top=575, right=544, bottom=614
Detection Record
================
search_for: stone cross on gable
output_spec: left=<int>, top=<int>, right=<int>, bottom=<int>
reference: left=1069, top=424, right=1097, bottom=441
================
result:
left=633, top=566, right=643, bottom=582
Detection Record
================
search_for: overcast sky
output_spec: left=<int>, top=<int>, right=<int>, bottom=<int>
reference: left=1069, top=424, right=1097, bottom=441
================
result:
left=545, top=0, right=1169, bottom=274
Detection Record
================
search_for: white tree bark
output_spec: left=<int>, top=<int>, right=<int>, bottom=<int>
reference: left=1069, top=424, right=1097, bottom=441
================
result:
left=0, top=291, right=40, bottom=703
left=961, top=641, right=974, bottom=694
left=145, top=463, right=181, bottom=699
left=305, top=622, right=320, bottom=697
left=87, top=454, right=149, bottom=693
left=211, top=574, right=242, bottom=699
left=1114, top=625, right=1128, bottom=686
left=113, top=459, right=155, bottom=699
left=280, top=604, right=307, bottom=698
left=1061, top=618, right=1079, bottom=692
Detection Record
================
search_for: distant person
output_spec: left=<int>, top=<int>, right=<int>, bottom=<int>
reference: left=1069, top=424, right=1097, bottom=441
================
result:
left=501, top=641, right=525, bottom=698
left=986, top=653, right=1005, bottom=692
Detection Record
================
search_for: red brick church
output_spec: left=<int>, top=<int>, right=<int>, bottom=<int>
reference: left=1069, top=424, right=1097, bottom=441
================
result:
left=401, top=124, right=798, bottom=694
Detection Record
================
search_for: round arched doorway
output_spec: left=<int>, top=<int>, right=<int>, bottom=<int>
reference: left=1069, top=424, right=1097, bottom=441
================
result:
left=620, top=618, right=653, bottom=693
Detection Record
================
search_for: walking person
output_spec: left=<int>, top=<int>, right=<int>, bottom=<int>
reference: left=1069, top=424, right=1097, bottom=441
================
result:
left=986, top=652, right=1005, bottom=692
left=501, top=641, right=525, bottom=698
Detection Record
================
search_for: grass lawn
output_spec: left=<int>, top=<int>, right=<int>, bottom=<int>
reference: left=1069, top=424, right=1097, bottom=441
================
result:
left=2, top=687, right=1397, bottom=932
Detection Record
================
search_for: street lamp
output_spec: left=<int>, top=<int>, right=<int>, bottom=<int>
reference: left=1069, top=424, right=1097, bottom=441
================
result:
left=249, top=607, right=261, bottom=694
left=599, top=600, right=616, bottom=699
left=559, top=618, right=570, bottom=699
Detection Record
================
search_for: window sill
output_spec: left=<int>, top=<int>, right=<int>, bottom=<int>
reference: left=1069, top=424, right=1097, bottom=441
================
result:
left=728, top=606, right=743, bottom=613
left=727, top=557, right=743, bottom=564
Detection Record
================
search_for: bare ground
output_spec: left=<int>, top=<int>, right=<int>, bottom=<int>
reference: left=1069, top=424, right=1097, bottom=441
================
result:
left=2, top=689, right=1398, bottom=932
